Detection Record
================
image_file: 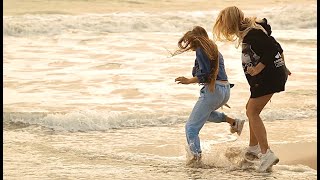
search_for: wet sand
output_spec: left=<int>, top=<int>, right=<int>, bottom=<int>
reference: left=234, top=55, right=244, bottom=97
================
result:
left=273, top=142, right=317, bottom=170
left=4, top=0, right=316, bottom=178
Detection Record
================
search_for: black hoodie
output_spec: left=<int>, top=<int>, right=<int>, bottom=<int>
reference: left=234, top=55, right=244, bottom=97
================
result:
left=241, top=18, right=288, bottom=94
left=257, top=18, right=283, bottom=54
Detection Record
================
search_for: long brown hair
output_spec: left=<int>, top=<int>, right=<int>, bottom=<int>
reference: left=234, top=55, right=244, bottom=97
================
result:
left=213, top=6, right=267, bottom=47
left=172, top=26, right=219, bottom=91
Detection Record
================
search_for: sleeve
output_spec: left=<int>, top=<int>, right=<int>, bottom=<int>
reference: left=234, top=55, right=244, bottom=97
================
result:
left=245, top=29, right=278, bottom=66
left=195, top=48, right=211, bottom=83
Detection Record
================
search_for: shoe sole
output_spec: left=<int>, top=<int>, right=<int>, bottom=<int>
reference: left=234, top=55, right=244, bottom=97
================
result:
left=258, top=158, right=279, bottom=172
left=272, top=158, right=279, bottom=166
left=237, top=120, right=245, bottom=136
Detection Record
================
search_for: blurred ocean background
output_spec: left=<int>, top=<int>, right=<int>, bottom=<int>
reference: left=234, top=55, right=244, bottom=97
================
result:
left=3, top=0, right=317, bottom=179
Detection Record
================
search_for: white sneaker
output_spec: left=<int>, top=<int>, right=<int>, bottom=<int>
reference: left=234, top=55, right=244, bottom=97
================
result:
left=244, top=144, right=261, bottom=162
left=230, top=119, right=245, bottom=135
left=257, top=149, right=279, bottom=172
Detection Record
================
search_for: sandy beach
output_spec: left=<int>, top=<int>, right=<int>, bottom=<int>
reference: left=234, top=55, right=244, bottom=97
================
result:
left=233, top=119, right=317, bottom=170
left=4, top=0, right=317, bottom=179
left=273, top=142, right=317, bottom=170
left=4, top=117, right=317, bottom=179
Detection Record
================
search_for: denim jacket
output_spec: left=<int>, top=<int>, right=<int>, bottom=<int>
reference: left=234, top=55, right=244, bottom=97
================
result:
left=192, top=48, right=228, bottom=84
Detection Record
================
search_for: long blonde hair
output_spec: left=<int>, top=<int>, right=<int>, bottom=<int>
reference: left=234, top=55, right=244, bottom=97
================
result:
left=172, top=26, right=219, bottom=91
left=212, top=6, right=267, bottom=47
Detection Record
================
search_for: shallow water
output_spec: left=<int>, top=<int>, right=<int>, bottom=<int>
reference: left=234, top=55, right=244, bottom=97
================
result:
left=4, top=120, right=317, bottom=179
left=3, top=0, right=317, bottom=179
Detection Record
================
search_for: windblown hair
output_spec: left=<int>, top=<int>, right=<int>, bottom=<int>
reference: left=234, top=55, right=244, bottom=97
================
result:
left=212, top=6, right=267, bottom=47
left=172, top=26, right=219, bottom=91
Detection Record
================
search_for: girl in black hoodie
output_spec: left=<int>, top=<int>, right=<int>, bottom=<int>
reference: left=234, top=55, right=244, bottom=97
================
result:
left=213, top=6, right=291, bottom=172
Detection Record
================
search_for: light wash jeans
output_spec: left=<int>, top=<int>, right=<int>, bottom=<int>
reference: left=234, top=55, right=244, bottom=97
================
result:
left=185, top=81, right=231, bottom=156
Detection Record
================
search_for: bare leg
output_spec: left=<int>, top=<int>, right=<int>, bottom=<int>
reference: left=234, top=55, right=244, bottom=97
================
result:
left=246, top=94, right=273, bottom=154
left=225, top=116, right=235, bottom=125
left=249, top=123, right=259, bottom=146
left=246, top=100, right=259, bottom=146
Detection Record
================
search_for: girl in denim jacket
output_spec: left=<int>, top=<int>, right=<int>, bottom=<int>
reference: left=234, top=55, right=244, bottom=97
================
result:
left=173, top=26, right=244, bottom=166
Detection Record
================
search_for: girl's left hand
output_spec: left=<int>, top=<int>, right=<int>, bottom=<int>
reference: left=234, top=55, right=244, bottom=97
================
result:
left=246, top=66, right=259, bottom=76
left=175, top=76, right=190, bottom=84
left=286, top=67, right=292, bottom=76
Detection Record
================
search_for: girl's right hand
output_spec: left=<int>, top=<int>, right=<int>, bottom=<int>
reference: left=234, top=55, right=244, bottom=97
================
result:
left=175, top=76, right=190, bottom=84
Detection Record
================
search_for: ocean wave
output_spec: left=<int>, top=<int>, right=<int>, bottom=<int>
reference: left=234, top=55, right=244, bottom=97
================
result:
left=251, top=5, right=317, bottom=30
left=3, top=105, right=316, bottom=132
left=3, top=5, right=316, bottom=37
left=3, top=111, right=188, bottom=132
left=276, top=38, right=316, bottom=45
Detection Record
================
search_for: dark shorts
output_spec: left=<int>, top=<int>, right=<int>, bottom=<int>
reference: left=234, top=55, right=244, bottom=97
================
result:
left=250, top=83, right=285, bottom=98
left=249, top=72, right=288, bottom=98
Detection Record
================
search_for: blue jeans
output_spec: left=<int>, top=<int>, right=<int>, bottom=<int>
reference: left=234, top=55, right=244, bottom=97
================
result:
left=185, top=81, right=231, bottom=156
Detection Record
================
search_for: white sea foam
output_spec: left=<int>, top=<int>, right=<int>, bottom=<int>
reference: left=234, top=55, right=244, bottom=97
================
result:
left=4, top=111, right=188, bottom=131
left=3, top=4, right=316, bottom=37
left=4, top=103, right=317, bottom=132
left=3, top=1, right=317, bottom=179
